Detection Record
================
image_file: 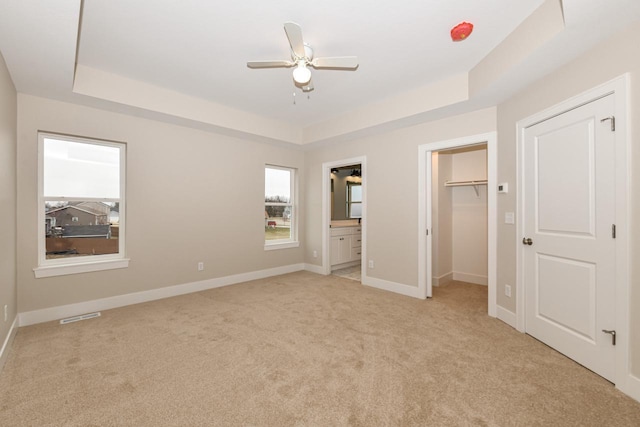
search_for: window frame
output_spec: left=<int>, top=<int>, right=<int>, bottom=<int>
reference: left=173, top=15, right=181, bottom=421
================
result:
left=264, top=164, right=299, bottom=250
left=34, top=132, right=129, bottom=278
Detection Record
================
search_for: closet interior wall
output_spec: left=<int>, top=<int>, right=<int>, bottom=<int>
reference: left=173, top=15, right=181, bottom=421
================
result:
left=432, top=145, right=488, bottom=286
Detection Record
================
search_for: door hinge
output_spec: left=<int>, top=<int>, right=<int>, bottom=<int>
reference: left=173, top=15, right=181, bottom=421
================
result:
left=612, top=224, right=616, bottom=239
left=426, top=229, right=429, bottom=236
left=600, top=116, right=615, bottom=131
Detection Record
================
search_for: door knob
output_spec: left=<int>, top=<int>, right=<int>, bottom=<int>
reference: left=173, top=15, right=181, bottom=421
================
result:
left=602, top=329, right=616, bottom=346
left=522, top=237, right=533, bottom=245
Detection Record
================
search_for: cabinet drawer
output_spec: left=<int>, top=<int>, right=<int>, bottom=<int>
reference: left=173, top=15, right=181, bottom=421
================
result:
left=330, top=227, right=352, bottom=237
left=350, top=247, right=362, bottom=260
left=351, top=236, right=362, bottom=248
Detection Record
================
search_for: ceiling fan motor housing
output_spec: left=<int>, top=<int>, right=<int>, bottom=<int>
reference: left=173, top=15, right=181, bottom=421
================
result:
left=292, top=43, right=314, bottom=62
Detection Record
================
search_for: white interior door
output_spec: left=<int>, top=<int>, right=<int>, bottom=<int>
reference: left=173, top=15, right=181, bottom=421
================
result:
left=523, top=94, right=616, bottom=382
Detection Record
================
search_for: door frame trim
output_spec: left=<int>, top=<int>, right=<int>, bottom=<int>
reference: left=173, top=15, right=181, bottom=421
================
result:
left=417, top=132, right=497, bottom=316
left=322, top=156, right=367, bottom=278
left=516, top=74, right=629, bottom=389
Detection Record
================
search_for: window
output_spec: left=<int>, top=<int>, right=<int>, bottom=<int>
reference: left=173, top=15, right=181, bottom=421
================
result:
left=347, top=182, right=362, bottom=218
left=35, top=133, right=128, bottom=278
left=264, top=165, right=298, bottom=249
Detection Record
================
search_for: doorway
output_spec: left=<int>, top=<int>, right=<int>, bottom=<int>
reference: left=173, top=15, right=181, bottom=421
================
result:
left=322, top=156, right=367, bottom=281
left=431, top=144, right=488, bottom=289
left=330, top=164, right=362, bottom=281
left=418, top=132, right=497, bottom=317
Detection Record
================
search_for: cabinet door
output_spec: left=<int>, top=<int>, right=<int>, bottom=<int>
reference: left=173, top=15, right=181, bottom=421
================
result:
left=339, top=236, right=352, bottom=264
left=330, top=236, right=341, bottom=265
left=331, top=235, right=352, bottom=265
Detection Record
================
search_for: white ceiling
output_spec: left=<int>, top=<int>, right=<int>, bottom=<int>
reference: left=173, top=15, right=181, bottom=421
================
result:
left=1, top=0, right=639, bottom=145
left=77, top=0, right=545, bottom=126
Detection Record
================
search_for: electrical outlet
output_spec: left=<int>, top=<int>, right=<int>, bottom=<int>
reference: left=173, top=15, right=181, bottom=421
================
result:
left=197, top=262, right=204, bottom=271
left=505, top=285, right=511, bottom=298
left=313, top=250, right=318, bottom=258
left=368, top=260, right=374, bottom=269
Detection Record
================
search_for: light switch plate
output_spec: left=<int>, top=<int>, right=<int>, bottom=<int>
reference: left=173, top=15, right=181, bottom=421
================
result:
left=498, top=182, right=509, bottom=193
left=505, top=212, right=515, bottom=224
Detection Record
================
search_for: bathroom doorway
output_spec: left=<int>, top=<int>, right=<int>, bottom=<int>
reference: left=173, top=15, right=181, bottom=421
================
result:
left=322, top=156, right=367, bottom=282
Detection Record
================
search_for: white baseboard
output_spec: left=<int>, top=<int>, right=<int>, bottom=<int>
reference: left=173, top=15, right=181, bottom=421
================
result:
left=619, top=373, right=640, bottom=404
left=453, top=271, right=488, bottom=286
left=304, top=263, right=326, bottom=275
left=19, top=263, right=306, bottom=327
left=496, top=305, right=517, bottom=329
left=433, top=272, right=453, bottom=286
left=0, top=316, right=18, bottom=373
left=363, top=275, right=421, bottom=299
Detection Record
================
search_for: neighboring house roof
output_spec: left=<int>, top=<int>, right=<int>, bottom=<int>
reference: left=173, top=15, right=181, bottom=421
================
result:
left=74, top=201, right=112, bottom=215
left=46, top=205, right=105, bottom=217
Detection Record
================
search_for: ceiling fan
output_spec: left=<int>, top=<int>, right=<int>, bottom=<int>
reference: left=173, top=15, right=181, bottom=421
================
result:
left=247, top=22, right=358, bottom=92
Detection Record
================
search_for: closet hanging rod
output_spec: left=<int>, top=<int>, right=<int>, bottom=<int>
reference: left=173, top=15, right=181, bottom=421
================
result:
left=443, top=180, right=487, bottom=187
left=444, top=180, right=487, bottom=197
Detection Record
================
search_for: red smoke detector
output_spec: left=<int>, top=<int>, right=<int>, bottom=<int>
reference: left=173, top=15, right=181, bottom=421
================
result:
left=451, top=22, right=474, bottom=41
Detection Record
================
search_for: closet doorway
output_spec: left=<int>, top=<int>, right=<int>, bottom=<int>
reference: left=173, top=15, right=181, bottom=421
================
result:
left=432, top=144, right=487, bottom=287
left=418, top=133, right=497, bottom=317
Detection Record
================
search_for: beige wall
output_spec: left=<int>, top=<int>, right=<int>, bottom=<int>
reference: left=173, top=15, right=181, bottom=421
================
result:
left=496, top=25, right=640, bottom=376
left=16, top=94, right=305, bottom=312
left=431, top=152, right=452, bottom=282
left=451, top=148, right=487, bottom=282
left=304, top=107, right=497, bottom=287
left=0, top=52, right=17, bottom=348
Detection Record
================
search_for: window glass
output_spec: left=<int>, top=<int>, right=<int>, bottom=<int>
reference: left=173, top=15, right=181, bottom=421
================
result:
left=44, top=138, right=120, bottom=198
left=265, top=166, right=295, bottom=243
left=40, top=134, right=125, bottom=264
left=347, top=182, right=362, bottom=219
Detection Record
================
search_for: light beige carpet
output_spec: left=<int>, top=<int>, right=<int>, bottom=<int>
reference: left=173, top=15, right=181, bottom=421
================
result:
left=1, top=272, right=639, bottom=426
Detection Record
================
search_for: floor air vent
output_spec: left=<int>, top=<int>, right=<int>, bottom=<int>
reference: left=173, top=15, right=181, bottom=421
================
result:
left=60, top=312, right=101, bottom=324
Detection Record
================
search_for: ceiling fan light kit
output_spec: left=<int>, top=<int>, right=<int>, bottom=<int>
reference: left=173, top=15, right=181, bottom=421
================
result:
left=292, top=62, right=311, bottom=84
left=247, top=22, right=358, bottom=93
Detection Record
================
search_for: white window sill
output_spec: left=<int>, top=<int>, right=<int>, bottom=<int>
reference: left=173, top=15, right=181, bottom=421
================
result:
left=33, top=258, right=130, bottom=278
left=264, top=241, right=299, bottom=251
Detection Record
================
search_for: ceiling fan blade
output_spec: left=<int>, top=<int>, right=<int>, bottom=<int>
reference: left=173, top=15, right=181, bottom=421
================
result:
left=284, top=22, right=306, bottom=59
left=247, top=60, right=295, bottom=68
left=311, top=56, right=359, bottom=69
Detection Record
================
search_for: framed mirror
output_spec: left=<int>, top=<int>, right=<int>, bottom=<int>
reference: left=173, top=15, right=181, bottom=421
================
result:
left=330, top=164, right=362, bottom=220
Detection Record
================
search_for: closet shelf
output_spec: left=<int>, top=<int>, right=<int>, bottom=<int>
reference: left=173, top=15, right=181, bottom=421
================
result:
left=444, top=180, right=487, bottom=197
